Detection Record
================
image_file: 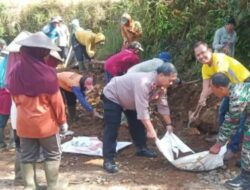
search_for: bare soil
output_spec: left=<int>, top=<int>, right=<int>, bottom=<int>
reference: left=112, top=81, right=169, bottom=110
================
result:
left=0, top=68, right=241, bottom=190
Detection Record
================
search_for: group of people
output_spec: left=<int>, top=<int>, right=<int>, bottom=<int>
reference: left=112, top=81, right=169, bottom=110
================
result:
left=42, top=15, right=106, bottom=72
left=0, top=12, right=249, bottom=190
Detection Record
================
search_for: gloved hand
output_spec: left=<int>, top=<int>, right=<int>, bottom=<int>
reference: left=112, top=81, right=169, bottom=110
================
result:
left=93, top=111, right=103, bottom=119
left=60, top=123, right=69, bottom=134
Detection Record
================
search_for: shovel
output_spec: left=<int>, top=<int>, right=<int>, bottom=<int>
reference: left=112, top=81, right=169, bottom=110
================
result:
left=187, top=104, right=203, bottom=128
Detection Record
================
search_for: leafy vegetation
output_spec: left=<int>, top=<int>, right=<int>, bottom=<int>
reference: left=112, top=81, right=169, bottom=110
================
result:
left=0, top=0, right=249, bottom=80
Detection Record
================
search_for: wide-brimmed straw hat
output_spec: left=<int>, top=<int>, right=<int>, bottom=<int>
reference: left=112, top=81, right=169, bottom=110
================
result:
left=50, top=50, right=63, bottom=62
left=6, top=31, right=32, bottom=52
left=15, top=31, right=61, bottom=51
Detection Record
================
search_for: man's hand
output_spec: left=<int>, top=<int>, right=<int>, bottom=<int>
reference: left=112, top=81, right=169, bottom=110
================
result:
left=209, top=142, right=222, bottom=154
left=146, top=129, right=157, bottom=140
left=93, top=111, right=103, bottom=119
left=198, top=98, right=206, bottom=107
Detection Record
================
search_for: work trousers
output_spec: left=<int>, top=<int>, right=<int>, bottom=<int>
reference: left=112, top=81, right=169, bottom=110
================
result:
left=20, top=134, right=61, bottom=163
left=219, top=96, right=246, bottom=152
left=102, top=95, right=147, bottom=160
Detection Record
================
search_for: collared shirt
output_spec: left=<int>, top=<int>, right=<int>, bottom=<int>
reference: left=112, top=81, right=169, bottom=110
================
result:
left=218, top=83, right=250, bottom=144
left=104, top=49, right=140, bottom=76
left=212, top=26, right=237, bottom=57
left=202, top=53, right=250, bottom=83
left=103, top=72, right=170, bottom=120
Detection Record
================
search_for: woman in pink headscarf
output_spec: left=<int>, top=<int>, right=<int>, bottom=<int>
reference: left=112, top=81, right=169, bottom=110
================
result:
left=8, top=32, right=67, bottom=190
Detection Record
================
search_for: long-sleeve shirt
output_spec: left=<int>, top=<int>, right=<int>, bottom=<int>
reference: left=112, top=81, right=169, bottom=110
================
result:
left=127, top=58, right=165, bottom=73
left=13, top=90, right=66, bottom=138
left=218, top=83, right=250, bottom=145
left=57, top=72, right=93, bottom=112
left=57, top=23, right=70, bottom=47
left=212, top=26, right=237, bottom=57
left=103, top=72, right=170, bottom=120
left=104, top=49, right=140, bottom=76
left=75, top=30, right=105, bottom=58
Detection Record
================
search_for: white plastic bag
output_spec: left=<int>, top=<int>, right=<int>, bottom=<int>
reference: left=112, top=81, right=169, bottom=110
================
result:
left=156, top=132, right=227, bottom=171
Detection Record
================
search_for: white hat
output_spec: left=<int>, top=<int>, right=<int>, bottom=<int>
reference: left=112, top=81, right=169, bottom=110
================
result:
left=128, top=41, right=144, bottom=51
left=15, top=31, right=61, bottom=51
left=51, top=16, right=60, bottom=23
left=71, top=19, right=80, bottom=27
left=50, top=50, right=63, bottom=62
left=6, top=31, right=32, bottom=52
left=56, top=16, right=63, bottom=21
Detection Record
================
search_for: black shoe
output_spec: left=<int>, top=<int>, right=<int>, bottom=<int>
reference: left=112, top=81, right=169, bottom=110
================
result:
left=224, top=171, right=250, bottom=189
left=136, top=148, right=157, bottom=158
left=103, top=159, right=118, bottom=173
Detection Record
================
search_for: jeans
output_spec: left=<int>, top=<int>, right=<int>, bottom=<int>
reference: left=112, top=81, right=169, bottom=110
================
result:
left=72, top=35, right=90, bottom=62
left=219, top=96, right=245, bottom=152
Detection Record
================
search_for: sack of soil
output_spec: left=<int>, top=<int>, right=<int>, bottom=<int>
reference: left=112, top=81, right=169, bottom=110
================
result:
left=156, top=132, right=227, bottom=171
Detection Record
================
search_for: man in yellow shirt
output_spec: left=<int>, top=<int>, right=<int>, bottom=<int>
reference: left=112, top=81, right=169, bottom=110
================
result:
left=192, top=41, right=250, bottom=160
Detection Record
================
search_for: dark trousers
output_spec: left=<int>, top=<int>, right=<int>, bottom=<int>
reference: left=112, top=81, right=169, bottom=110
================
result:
left=104, top=71, right=113, bottom=85
left=60, top=88, right=76, bottom=107
left=102, top=95, right=146, bottom=160
left=13, top=129, right=20, bottom=150
left=71, top=35, right=90, bottom=62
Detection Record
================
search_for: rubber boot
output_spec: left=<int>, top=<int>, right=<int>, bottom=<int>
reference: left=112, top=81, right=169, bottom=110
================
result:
left=8, top=129, right=15, bottom=149
left=0, top=128, right=6, bottom=149
left=44, top=161, right=68, bottom=190
left=14, top=150, right=24, bottom=186
left=21, top=163, right=36, bottom=190
left=68, top=106, right=76, bottom=123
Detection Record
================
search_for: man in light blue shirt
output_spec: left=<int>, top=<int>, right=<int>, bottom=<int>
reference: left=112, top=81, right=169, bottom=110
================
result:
left=212, top=16, right=237, bottom=57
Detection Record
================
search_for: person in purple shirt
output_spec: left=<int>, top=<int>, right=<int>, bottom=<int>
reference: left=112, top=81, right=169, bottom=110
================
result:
left=104, top=41, right=143, bottom=83
left=102, top=63, right=178, bottom=173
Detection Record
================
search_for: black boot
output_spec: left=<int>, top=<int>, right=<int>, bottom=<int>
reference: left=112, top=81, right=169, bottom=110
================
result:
left=224, top=170, right=250, bottom=189
left=136, top=147, right=157, bottom=158
left=103, top=159, right=118, bottom=173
